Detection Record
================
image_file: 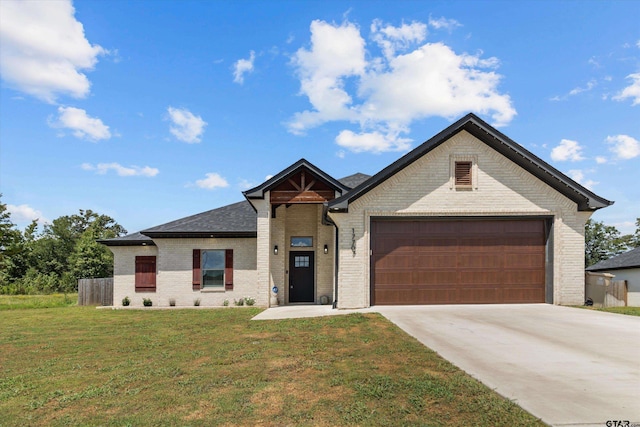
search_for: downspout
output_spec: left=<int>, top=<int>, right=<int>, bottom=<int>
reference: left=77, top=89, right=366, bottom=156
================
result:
left=333, top=224, right=339, bottom=309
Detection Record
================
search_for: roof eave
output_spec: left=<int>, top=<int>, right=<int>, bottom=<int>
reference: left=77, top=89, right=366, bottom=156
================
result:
left=97, top=239, right=156, bottom=247
left=141, top=231, right=257, bottom=239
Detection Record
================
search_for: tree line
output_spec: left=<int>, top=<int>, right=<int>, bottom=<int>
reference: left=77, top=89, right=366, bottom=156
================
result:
left=0, top=195, right=126, bottom=294
left=1, top=193, right=638, bottom=294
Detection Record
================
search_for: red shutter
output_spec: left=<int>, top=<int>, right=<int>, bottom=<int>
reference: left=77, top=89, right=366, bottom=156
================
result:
left=225, top=249, right=233, bottom=290
left=192, top=249, right=201, bottom=290
left=135, top=256, right=156, bottom=292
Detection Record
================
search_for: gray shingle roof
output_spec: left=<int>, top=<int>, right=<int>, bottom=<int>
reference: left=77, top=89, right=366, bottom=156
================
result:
left=586, top=247, right=640, bottom=271
left=339, top=173, right=371, bottom=189
left=141, top=200, right=257, bottom=238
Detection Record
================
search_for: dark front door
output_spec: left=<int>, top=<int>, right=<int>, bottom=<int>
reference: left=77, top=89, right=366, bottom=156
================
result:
left=289, top=251, right=314, bottom=303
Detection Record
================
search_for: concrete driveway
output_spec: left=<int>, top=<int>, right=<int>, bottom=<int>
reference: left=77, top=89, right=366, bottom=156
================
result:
left=376, top=304, right=640, bottom=427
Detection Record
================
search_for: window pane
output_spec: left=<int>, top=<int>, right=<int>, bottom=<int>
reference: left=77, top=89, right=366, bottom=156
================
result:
left=291, top=237, right=313, bottom=247
left=203, top=270, right=224, bottom=287
left=202, top=250, right=225, bottom=269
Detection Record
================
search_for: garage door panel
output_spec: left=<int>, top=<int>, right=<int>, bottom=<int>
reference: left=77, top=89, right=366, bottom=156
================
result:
left=457, top=253, right=503, bottom=268
left=372, top=219, right=546, bottom=305
left=414, top=254, right=458, bottom=268
left=412, top=270, right=459, bottom=284
left=505, top=253, right=544, bottom=268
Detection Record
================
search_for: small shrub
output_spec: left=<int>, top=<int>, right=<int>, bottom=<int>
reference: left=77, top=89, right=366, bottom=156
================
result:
left=223, top=299, right=229, bottom=306
left=169, top=298, right=176, bottom=307
left=194, top=298, right=201, bottom=307
left=122, top=296, right=130, bottom=306
left=244, top=297, right=255, bottom=306
left=142, top=298, right=152, bottom=307
left=234, top=298, right=244, bottom=306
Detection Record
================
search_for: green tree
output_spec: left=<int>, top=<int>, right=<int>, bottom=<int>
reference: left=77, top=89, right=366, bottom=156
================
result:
left=584, top=219, right=629, bottom=267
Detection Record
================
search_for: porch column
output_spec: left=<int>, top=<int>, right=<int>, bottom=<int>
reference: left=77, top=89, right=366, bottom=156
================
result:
left=254, top=197, right=271, bottom=307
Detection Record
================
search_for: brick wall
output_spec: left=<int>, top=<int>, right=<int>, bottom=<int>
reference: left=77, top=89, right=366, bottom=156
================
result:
left=110, top=237, right=257, bottom=308
left=329, top=130, right=592, bottom=308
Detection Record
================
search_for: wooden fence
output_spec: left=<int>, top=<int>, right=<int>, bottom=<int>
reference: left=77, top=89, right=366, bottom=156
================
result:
left=585, top=272, right=627, bottom=307
left=78, top=278, right=114, bottom=306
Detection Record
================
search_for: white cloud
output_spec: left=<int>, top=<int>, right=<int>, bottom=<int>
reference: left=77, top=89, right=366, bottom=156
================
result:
left=82, top=162, right=159, bottom=177
left=233, top=50, right=256, bottom=84
left=238, top=179, right=255, bottom=190
left=606, top=134, right=640, bottom=160
left=288, top=19, right=515, bottom=153
left=0, top=0, right=105, bottom=103
left=167, top=107, right=207, bottom=143
left=595, top=156, right=607, bottom=164
left=7, top=204, right=50, bottom=225
left=371, top=20, right=427, bottom=59
left=551, top=79, right=597, bottom=101
left=568, top=79, right=597, bottom=96
left=550, top=139, right=585, bottom=162
left=613, top=73, right=640, bottom=106
left=51, top=106, right=111, bottom=141
left=195, top=173, right=229, bottom=190
left=336, top=129, right=411, bottom=153
left=336, top=150, right=346, bottom=159
left=568, top=169, right=597, bottom=190
left=265, top=174, right=274, bottom=181
left=427, top=16, right=462, bottom=31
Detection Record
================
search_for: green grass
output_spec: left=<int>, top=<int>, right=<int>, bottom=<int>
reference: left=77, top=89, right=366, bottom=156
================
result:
left=0, top=306, right=543, bottom=426
left=0, top=293, right=77, bottom=310
left=584, top=306, right=640, bottom=316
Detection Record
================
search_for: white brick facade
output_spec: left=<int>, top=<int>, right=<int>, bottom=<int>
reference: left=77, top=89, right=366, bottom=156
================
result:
left=328, top=130, right=592, bottom=308
left=110, top=238, right=257, bottom=308
left=108, top=122, right=605, bottom=309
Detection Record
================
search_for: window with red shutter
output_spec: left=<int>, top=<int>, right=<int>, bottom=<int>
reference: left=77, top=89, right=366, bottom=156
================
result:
left=135, top=256, right=156, bottom=292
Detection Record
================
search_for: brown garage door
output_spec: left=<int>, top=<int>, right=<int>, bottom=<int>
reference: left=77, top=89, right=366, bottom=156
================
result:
left=371, top=219, right=546, bottom=305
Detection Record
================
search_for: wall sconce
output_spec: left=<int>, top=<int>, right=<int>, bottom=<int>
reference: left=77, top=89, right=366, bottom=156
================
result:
left=324, top=244, right=328, bottom=254
left=274, top=245, right=278, bottom=255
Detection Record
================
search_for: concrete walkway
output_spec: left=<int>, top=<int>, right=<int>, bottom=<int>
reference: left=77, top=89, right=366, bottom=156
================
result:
left=252, top=304, right=375, bottom=320
left=254, top=304, right=640, bottom=426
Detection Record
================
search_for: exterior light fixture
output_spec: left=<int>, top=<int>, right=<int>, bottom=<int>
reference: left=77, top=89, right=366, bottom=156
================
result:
left=324, top=244, right=328, bottom=254
left=274, top=245, right=278, bottom=255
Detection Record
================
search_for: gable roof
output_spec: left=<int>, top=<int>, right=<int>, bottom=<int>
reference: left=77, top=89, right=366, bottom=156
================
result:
left=140, top=200, right=257, bottom=238
left=586, top=247, right=640, bottom=272
left=243, top=158, right=351, bottom=202
left=328, top=113, right=613, bottom=212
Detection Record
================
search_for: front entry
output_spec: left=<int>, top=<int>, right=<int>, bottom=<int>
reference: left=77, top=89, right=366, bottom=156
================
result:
left=289, top=251, right=315, bottom=303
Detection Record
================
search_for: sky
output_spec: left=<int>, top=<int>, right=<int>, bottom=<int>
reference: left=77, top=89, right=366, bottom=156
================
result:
left=0, top=0, right=638, bottom=236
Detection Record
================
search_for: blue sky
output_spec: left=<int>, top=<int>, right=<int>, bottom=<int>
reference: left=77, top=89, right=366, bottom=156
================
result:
left=1, top=0, right=638, bottom=235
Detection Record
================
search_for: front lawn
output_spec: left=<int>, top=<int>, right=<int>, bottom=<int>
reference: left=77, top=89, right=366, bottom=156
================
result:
left=0, top=306, right=542, bottom=426
left=584, top=306, right=640, bottom=316
left=0, top=293, right=77, bottom=310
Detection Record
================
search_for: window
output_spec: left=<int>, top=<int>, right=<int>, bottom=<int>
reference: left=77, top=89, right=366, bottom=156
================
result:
left=193, top=249, right=234, bottom=291
left=455, top=161, right=472, bottom=187
left=294, top=255, right=310, bottom=267
left=135, top=256, right=156, bottom=292
left=291, top=236, right=313, bottom=247
left=202, top=250, right=225, bottom=288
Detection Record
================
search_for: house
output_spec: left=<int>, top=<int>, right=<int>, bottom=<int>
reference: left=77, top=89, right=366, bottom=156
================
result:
left=586, top=247, right=640, bottom=306
left=100, top=113, right=613, bottom=308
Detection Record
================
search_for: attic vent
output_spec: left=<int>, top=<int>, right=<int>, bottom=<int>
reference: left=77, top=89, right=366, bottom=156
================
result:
left=455, top=161, right=472, bottom=187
